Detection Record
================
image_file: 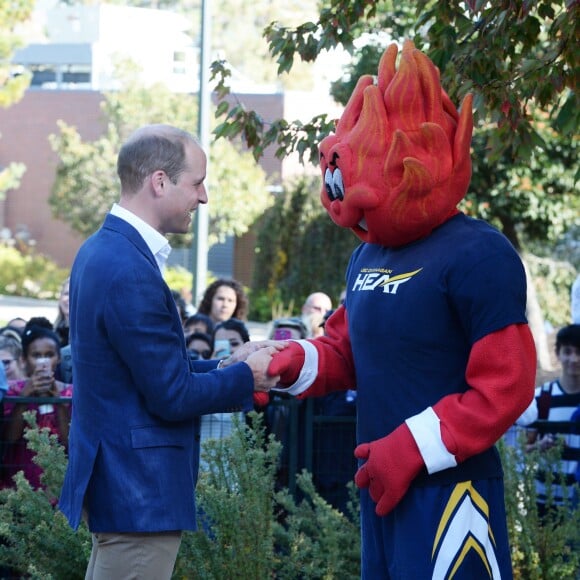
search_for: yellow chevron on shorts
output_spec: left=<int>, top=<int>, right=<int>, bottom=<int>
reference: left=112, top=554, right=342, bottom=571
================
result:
left=431, top=481, right=501, bottom=579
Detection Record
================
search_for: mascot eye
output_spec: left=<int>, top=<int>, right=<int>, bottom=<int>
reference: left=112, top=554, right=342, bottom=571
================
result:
left=324, top=168, right=337, bottom=201
left=333, top=168, right=345, bottom=201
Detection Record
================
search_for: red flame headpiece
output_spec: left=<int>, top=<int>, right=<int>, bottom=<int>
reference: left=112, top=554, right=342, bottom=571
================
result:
left=319, top=40, right=473, bottom=247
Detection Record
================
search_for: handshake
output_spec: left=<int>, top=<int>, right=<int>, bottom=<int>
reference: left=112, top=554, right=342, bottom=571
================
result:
left=217, top=340, right=289, bottom=392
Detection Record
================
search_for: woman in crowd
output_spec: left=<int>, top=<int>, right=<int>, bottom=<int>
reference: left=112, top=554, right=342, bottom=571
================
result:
left=1, top=317, right=72, bottom=489
left=0, top=336, right=26, bottom=381
left=200, top=318, right=251, bottom=446
left=212, top=317, right=251, bottom=359
left=53, top=277, right=70, bottom=347
left=196, top=279, right=249, bottom=325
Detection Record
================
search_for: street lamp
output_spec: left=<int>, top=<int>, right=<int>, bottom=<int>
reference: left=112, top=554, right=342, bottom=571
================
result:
left=191, top=0, right=211, bottom=306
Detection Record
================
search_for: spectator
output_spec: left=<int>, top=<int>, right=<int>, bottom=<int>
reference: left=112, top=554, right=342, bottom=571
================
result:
left=185, top=332, right=213, bottom=361
left=57, top=343, right=73, bottom=385
left=171, top=289, right=189, bottom=325
left=523, top=324, right=580, bottom=512
left=301, top=292, right=332, bottom=338
left=212, top=317, right=251, bottom=359
left=0, top=326, right=24, bottom=344
left=0, top=336, right=25, bottom=381
left=183, top=313, right=214, bottom=338
left=6, top=318, right=27, bottom=334
left=200, top=318, right=252, bottom=444
left=1, top=317, right=72, bottom=489
left=196, top=278, right=249, bottom=325
left=53, top=277, right=70, bottom=347
left=270, top=317, right=309, bottom=341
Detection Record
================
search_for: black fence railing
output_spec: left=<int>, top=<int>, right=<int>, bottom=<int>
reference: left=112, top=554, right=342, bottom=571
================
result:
left=264, top=396, right=357, bottom=512
left=2, top=396, right=579, bottom=514
left=0, top=395, right=358, bottom=511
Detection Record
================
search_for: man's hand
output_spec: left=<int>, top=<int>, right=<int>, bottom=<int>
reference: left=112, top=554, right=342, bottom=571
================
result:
left=354, top=423, right=424, bottom=516
left=218, top=340, right=286, bottom=369
left=245, top=346, right=282, bottom=392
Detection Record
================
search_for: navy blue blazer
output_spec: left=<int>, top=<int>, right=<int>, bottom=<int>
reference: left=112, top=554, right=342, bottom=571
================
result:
left=59, top=214, right=254, bottom=533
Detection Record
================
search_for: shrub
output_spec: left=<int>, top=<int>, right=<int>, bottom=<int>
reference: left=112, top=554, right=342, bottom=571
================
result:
left=3, top=413, right=580, bottom=578
left=500, top=432, right=580, bottom=579
left=0, top=412, right=91, bottom=579
left=0, top=245, right=69, bottom=300
left=175, top=413, right=361, bottom=579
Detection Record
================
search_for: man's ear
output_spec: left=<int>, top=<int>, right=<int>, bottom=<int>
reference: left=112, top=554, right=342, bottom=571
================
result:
left=151, top=170, right=166, bottom=196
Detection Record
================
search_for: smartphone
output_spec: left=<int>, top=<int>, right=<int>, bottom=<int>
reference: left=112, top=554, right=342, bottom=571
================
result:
left=273, top=328, right=292, bottom=340
left=35, top=357, right=52, bottom=374
left=214, top=339, right=231, bottom=359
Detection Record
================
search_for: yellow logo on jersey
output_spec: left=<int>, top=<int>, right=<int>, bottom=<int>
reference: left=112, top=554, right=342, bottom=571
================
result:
left=351, top=268, right=423, bottom=295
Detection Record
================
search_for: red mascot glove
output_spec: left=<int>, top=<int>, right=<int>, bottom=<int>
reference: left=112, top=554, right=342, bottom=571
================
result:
left=354, top=422, right=424, bottom=516
left=267, top=341, right=306, bottom=386
left=253, top=392, right=270, bottom=407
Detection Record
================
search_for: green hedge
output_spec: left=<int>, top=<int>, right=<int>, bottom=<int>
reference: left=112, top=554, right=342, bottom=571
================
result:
left=1, top=415, right=579, bottom=578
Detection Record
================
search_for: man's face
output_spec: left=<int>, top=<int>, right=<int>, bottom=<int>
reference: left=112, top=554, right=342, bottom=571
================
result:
left=558, top=344, right=580, bottom=379
left=160, top=142, right=208, bottom=234
left=303, top=294, right=332, bottom=317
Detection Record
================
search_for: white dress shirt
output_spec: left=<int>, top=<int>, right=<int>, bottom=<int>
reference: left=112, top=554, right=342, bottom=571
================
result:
left=110, top=203, right=171, bottom=272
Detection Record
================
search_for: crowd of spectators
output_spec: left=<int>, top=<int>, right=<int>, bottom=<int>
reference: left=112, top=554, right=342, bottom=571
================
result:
left=1, top=278, right=579, bottom=520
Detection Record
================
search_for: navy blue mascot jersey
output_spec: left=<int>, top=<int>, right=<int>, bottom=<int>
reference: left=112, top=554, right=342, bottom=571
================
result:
left=347, top=213, right=527, bottom=485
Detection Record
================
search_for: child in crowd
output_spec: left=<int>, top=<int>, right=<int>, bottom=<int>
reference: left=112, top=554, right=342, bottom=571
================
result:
left=200, top=318, right=251, bottom=446
left=1, top=317, right=73, bottom=489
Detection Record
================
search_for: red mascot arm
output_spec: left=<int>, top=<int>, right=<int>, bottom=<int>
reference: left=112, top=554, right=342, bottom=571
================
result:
left=355, top=323, right=536, bottom=516
left=268, top=305, right=356, bottom=397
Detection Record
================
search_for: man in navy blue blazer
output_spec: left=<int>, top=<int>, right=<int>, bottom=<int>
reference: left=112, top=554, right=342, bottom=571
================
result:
left=59, top=124, right=281, bottom=579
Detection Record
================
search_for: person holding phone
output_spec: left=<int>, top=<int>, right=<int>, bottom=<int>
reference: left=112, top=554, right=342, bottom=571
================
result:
left=212, top=318, right=251, bottom=359
left=200, top=319, right=253, bottom=447
left=1, top=317, right=72, bottom=489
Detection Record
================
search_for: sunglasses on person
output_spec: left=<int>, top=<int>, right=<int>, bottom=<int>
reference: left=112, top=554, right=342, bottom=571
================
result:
left=191, top=349, right=212, bottom=360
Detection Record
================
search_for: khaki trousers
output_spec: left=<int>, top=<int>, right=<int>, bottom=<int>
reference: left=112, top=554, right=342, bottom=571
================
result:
left=85, top=531, right=182, bottom=580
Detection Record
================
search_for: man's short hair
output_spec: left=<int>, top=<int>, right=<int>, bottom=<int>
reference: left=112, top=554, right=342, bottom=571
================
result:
left=556, top=324, right=580, bottom=352
left=117, top=125, right=195, bottom=192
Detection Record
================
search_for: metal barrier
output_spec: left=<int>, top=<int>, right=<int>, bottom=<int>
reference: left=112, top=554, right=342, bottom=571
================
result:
left=264, top=396, right=357, bottom=512
left=0, top=395, right=358, bottom=510
left=8, top=400, right=577, bottom=513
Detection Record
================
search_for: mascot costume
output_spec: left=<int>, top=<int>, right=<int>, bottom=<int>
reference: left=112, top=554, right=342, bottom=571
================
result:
left=268, top=40, right=537, bottom=578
